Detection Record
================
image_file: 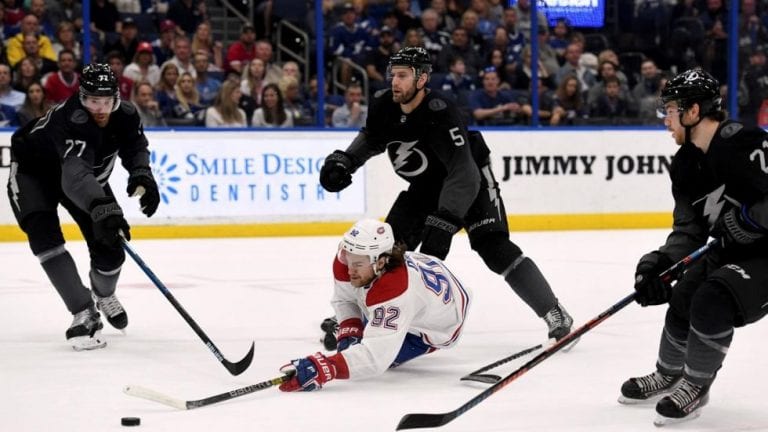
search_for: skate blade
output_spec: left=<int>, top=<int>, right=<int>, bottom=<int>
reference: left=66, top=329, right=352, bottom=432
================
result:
left=618, top=393, right=667, bottom=405
left=653, top=409, right=702, bottom=427
left=70, top=332, right=107, bottom=351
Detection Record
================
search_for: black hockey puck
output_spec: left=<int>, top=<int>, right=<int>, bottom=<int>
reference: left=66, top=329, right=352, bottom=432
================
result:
left=121, top=417, right=141, bottom=426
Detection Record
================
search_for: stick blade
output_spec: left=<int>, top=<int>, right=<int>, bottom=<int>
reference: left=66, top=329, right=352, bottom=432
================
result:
left=123, top=385, right=188, bottom=410
left=460, top=373, right=501, bottom=384
left=396, top=412, right=457, bottom=430
left=224, top=341, right=255, bottom=376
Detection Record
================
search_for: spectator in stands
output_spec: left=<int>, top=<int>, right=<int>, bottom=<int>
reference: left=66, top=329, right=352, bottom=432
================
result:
left=419, top=8, right=450, bottom=66
left=224, top=22, right=257, bottom=75
left=255, top=39, right=282, bottom=84
left=352, top=0, right=379, bottom=41
left=3, top=0, right=24, bottom=29
left=106, top=51, right=134, bottom=102
left=193, top=51, right=221, bottom=106
left=12, top=57, right=40, bottom=93
left=132, top=81, right=167, bottom=127
left=204, top=80, right=246, bottom=127
left=631, top=58, right=663, bottom=105
left=302, top=75, right=344, bottom=127
left=17, top=81, right=49, bottom=126
left=6, top=14, right=56, bottom=67
left=0, top=63, right=25, bottom=109
left=739, top=45, right=768, bottom=127
left=392, top=0, right=418, bottom=34
left=281, top=61, right=302, bottom=86
left=252, top=82, right=293, bottom=128
left=364, top=25, right=400, bottom=93
left=191, top=21, right=223, bottom=71
left=331, top=82, right=367, bottom=128
left=510, top=46, right=555, bottom=92
left=550, top=74, right=587, bottom=126
left=153, top=19, right=177, bottom=66
left=502, top=7, right=526, bottom=66
left=42, top=49, right=78, bottom=103
left=467, top=0, right=498, bottom=40
left=587, top=60, right=632, bottom=108
left=636, top=74, right=667, bottom=125
left=403, top=28, right=424, bottom=48
left=529, top=77, right=558, bottom=126
left=279, top=75, right=312, bottom=125
left=155, top=62, right=181, bottom=116
left=536, top=27, right=561, bottom=77
left=103, top=17, right=139, bottom=64
left=589, top=76, right=630, bottom=122
left=49, top=0, right=83, bottom=32
left=380, top=10, right=404, bottom=43
left=549, top=18, right=570, bottom=63
left=125, top=42, right=161, bottom=87
left=555, top=42, right=596, bottom=92
left=470, top=66, right=531, bottom=126
left=430, top=0, right=457, bottom=32
left=51, top=21, right=81, bottom=64
left=240, top=58, right=267, bottom=114
left=28, top=0, right=54, bottom=38
left=167, top=0, right=207, bottom=36
left=486, top=48, right=513, bottom=88
left=22, top=33, right=58, bottom=77
left=597, top=49, right=631, bottom=88
left=511, top=0, right=548, bottom=41
left=329, top=2, right=370, bottom=84
left=440, top=56, right=476, bottom=93
left=166, top=35, right=196, bottom=78
left=459, top=9, right=486, bottom=57
left=436, top=26, right=482, bottom=75
left=90, top=0, right=120, bottom=34
left=168, top=72, right=205, bottom=123
left=700, top=0, right=728, bottom=81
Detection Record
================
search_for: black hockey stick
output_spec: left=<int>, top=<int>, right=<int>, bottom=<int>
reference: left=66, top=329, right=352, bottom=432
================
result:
left=123, top=372, right=293, bottom=410
left=459, top=343, right=543, bottom=384
left=122, top=239, right=255, bottom=376
left=396, top=239, right=718, bottom=430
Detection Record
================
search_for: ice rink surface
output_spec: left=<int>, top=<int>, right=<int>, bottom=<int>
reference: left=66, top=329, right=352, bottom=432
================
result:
left=1, top=229, right=766, bottom=432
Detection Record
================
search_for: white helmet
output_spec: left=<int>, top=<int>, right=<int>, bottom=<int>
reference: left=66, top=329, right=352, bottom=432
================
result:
left=340, top=219, right=395, bottom=266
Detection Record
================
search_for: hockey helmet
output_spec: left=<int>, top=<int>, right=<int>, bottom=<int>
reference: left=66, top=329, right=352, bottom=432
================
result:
left=660, top=68, right=721, bottom=116
left=388, top=47, right=432, bottom=79
left=339, top=219, right=395, bottom=267
left=79, top=63, right=120, bottom=112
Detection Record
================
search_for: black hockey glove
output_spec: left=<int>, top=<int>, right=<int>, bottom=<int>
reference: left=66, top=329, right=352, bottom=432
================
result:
left=714, top=205, right=766, bottom=249
left=319, top=150, right=356, bottom=193
left=127, top=167, right=160, bottom=217
left=633, top=251, right=674, bottom=307
left=90, top=197, right=131, bottom=247
left=420, top=213, right=461, bottom=260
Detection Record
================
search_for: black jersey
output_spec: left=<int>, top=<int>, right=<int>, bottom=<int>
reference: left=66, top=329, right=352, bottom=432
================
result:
left=348, top=89, right=481, bottom=221
left=11, top=96, right=150, bottom=213
left=661, top=120, right=768, bottom=260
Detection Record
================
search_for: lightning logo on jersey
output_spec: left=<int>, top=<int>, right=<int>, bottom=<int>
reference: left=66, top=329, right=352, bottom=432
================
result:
left=693, top=184, right=740, bottom=229
left=388, top=140, right=427, bottom=177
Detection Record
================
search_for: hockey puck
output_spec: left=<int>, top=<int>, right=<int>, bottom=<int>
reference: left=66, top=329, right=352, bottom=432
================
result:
left=121, top=417, right=141, bottom=427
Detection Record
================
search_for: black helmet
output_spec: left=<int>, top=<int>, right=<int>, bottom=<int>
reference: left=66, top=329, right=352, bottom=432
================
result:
left=388, top=47, right=432, bottom=78
left=660, top=68, right=722, bottom=116
left=80, top=63, right=118, bottom=97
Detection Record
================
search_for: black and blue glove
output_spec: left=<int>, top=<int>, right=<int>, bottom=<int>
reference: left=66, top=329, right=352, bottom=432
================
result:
left=90, top=197, right=130, bottom=247
left=714, top=205, right=766, bottom=248
left=420, top=213, right=461, bottom=260
left=633, top=251, right=674, bottom=307
left=127, top=167, right=160, bottom=217
left=320, top=150, right=356, bottom=193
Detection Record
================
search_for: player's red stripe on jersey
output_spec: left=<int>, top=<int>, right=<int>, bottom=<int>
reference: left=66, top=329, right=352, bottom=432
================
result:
left=333, top=256, right=351, bottom=282
left=366, top=265, right=408, bottom=306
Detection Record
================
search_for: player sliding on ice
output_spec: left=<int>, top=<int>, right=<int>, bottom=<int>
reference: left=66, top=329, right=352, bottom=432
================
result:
left=620, top=68, right=768, bottom=426
left=278, top=219, right=471, bottom=391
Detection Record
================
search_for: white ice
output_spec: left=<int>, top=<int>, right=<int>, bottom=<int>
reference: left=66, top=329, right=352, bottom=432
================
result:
left=1, top=230, right=766, bottom=432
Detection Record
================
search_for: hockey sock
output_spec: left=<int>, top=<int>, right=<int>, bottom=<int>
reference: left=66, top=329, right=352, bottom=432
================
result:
left=38, top=245, right=92, bottom=314
left=684, top=282, right=736, bottom=386
left=90, top=266, right=121, bottom=297
left=656, top=310, right=689, bottom=375
left=502, top=256, right=558, bottom=317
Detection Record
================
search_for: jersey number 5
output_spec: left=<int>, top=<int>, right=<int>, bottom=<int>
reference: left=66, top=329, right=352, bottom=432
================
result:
left=449, top=127, right=465, bottom=147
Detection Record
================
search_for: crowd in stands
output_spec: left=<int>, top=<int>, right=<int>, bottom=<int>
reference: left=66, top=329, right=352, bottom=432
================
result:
left=0, top=0, right=765, bottom=129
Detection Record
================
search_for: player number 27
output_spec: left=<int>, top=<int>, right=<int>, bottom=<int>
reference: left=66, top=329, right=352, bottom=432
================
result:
left=63, top=139, right=87, bottom=158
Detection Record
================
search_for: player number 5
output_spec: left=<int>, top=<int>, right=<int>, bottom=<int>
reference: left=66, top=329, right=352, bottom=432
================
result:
left=449, top=127, right=465, bottom=147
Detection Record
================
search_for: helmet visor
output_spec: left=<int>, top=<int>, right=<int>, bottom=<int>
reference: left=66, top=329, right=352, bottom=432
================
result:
left=82, top=95, right=115, bottom=114
left=337, top=248, right=373, bottom=268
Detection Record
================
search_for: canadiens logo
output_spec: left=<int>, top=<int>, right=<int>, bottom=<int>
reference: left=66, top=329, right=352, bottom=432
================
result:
left=387, top=140, right=427, bottom=177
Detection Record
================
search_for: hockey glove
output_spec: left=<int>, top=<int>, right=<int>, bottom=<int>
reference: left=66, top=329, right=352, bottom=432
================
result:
left=714, top=205, right=766, bottom=248
left=633, top=251, right=674, bottom=307
left=420, top=213, right=461, bottom=260
left=90, top=197, right=131, bottom=247
left=278, top=352, right=344, bottom=392
left=127, top=167, right=160, bottom=217
left=319, top=150, right=356, bottom=193
left=336, top=318, right=363, bottom=352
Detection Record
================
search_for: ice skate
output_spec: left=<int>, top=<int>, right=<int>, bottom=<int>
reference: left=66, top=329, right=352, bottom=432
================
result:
left=94, top=293, right=128, bottom=330
left=319, top=316, right=338, bottom=351
left=543, top=302, right=578, bottom=350
left=66, top=306, right=106, bottom=351
left=619, top=371, right=681, bottom=405
left=653, top=378, right=709, bottom=426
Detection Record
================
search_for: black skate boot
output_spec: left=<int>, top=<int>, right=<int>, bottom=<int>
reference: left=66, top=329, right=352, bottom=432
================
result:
left=95, top=293, right=128, bottom=330
left=618, top=371, right=681, bottom=404
left=543, top=302, right=577, bottom=350
left=320, top=316, right=338, bottom=351
left=654, top=378, right=710, bottom=426
left=65, top=305, right=106, bottom=351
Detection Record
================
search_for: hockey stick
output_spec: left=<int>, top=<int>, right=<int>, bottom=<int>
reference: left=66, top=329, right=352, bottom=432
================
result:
left=121, top=239, right=255, bottom=376
left=123, top=373, right=293, bottom=410
left=396, top=239, right=718, bottom=430
left=459, top=343, right=543, bottom=384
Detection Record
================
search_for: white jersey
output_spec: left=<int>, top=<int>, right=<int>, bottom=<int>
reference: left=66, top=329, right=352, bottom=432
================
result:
left=331, top=251, right=472, bottom=380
